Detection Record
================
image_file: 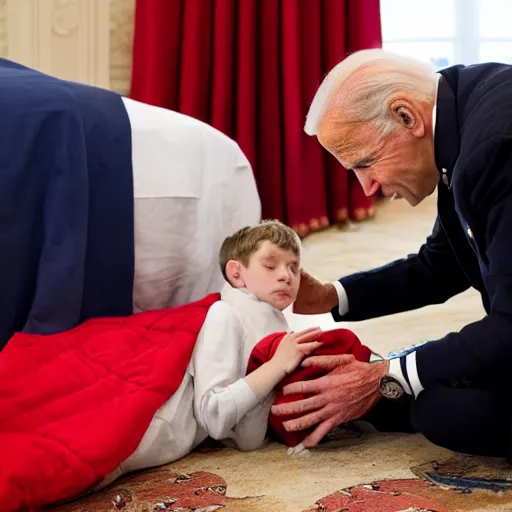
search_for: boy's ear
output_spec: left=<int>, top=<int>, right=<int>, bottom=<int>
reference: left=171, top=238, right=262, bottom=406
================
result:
left=225, top=260, right=245, bottom=287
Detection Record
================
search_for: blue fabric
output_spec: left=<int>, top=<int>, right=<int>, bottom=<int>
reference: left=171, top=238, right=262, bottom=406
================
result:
left=0, top=59, right=134, bottom=349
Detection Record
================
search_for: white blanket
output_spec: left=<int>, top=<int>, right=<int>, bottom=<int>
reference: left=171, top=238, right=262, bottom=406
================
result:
left=122, top=98, right=261, bottom=311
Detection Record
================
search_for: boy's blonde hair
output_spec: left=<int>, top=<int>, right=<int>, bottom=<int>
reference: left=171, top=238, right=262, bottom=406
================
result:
left=219, top=220, right=301, bottom=281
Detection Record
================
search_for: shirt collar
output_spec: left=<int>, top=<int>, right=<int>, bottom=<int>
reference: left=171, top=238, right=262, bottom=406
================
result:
left=432, top=73, right=440, bottom=140
left=433, top=71, right=460, bottom=184
left=220, top=281, right=287, bottom=321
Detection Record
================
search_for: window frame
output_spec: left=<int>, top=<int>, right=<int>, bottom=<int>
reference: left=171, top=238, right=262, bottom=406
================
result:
left=381, top=0, right=512, bottom=67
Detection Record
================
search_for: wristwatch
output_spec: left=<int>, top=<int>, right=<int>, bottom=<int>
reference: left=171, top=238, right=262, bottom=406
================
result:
left=379, top=375, right=405, bottom=399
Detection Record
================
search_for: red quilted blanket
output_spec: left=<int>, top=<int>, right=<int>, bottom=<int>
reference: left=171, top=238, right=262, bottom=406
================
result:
left=0, top=293, right=220, bottom=512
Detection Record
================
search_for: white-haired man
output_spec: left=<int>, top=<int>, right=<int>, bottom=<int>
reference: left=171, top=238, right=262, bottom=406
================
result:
left=271, top=49, right=512, bottom=458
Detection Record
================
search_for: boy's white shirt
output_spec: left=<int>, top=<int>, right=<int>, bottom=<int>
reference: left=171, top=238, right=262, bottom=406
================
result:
left=116, top=282, right=290, bottom=476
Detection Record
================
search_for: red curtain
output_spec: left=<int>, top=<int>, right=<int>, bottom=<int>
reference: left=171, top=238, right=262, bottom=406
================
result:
left=130, top=0, right=382, bottom=237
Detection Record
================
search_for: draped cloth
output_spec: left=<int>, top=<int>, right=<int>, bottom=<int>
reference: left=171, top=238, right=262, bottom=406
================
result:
left=0, top=59, right=134, bottom=350
left=130, top=0, right=382, bottom=237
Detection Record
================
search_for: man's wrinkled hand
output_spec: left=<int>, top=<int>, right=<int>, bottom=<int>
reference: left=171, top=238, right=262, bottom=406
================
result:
left=270, top=355, right=389, bottom=447
left=293, top=269, right=339, bottom=314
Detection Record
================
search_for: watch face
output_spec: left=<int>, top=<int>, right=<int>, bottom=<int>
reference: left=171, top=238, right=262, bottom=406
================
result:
left=380, top=376, right=404, bottom=399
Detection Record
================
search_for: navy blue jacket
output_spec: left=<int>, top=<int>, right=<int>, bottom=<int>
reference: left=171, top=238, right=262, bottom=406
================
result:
left=333, top=63, right=512, bottom=389
left=0, top=59, right=134, bottom=349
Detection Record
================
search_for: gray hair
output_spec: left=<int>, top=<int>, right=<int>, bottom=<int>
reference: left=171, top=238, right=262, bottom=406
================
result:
left=304, top=49, right=438, bottom=138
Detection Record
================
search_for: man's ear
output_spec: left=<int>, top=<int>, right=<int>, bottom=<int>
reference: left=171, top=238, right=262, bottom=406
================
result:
left=225, top=260, right=245, bottom=287
left=389, top=99, right=425, bottom=138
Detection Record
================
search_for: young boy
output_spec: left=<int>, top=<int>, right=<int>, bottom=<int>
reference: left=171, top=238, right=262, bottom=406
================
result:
left=1, top=219, right=372, bottom=510
left=114, top=220, right=323, bottom=476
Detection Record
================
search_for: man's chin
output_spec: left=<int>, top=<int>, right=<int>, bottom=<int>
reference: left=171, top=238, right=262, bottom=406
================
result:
left=391, top=187, right=433, bottom=207
left=393, top=191, right=419, bottom=206
left=407, top=191, right=432, bottom=207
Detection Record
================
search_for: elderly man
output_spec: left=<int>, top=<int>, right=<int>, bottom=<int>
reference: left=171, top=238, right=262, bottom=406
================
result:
left=0, top=59, right=259, bottom=350
left=272, top=49, right=512, bottom=458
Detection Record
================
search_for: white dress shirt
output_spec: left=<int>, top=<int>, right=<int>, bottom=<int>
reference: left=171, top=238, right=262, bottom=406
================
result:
left=191, top=283, right=290, bottom=450
left=112, top=283, right=289, bottom=478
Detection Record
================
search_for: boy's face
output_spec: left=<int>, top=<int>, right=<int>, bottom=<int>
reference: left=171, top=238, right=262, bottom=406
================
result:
left=236, top=240, right=301, bottom=311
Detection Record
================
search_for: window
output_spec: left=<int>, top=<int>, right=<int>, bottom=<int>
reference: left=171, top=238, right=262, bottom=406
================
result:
left=381, top=0, right=512, bottom=70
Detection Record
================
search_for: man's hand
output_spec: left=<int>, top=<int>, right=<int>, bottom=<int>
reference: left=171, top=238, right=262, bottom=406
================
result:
left=293, top=269, right=339, bottom=314
left=270, top=355, right=389, bottom=447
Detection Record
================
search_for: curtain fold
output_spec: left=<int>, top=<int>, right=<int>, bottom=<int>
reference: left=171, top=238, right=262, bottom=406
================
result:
left=130, top=0, right=382, bottom=237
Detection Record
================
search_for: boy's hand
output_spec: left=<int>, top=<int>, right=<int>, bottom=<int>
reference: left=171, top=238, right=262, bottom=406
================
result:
left=272, top=327, right=323, bottom=375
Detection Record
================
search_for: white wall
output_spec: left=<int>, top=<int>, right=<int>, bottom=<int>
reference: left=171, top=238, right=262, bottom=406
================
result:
left=0, top=0, right=135, bottom=93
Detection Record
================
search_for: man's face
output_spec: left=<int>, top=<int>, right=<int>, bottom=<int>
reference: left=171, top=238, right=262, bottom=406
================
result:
left=239, top=241, right=301, bottom=311
left=317, top=113, right=439, bottom=207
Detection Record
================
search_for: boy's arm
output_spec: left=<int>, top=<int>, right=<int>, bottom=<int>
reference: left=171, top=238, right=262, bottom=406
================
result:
left=192, top=302, right=285, bottom=448
left=229, top=394, right=275, bottom=451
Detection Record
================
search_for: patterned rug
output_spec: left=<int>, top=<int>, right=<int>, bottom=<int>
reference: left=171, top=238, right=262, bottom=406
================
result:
left=50, top=431, right=512, bottom=512
left=304, top=456, right=512, bottom=512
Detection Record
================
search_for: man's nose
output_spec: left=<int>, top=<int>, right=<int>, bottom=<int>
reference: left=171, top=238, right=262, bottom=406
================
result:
left=355, top=172, right=380, bottom=197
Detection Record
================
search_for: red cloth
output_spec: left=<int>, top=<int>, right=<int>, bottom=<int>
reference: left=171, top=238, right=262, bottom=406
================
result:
left=0, top=293, right=220, bottom=512
left=247, top=329, right=371, bottom=447
left=130, top=0, right=382, bottom=235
